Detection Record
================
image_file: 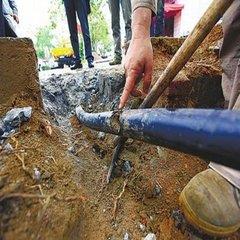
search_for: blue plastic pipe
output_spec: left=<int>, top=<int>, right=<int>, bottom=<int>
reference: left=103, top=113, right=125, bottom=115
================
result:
left=76, top=107, right=240, bottom=170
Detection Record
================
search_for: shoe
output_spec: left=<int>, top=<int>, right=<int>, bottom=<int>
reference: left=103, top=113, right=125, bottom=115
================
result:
left=109, top=58, right=122, bottom=66
left=179, top=169, right=240, bottom=237
left=88, top=60, right=94, bottom=68
left=70, top=61, right=83, bottom=70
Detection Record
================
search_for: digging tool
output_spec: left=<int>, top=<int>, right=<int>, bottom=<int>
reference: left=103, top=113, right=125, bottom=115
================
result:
left=76, top=107, right=240, bottom=171
left=104, top=0, right=234, bottom=183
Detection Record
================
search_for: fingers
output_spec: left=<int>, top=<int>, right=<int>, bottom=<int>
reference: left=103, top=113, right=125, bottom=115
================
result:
left=119, top=70, right=138, bottom=109
left=143, top=60, right=152, bottom=94
left=13, top=15, right=19, bottom=24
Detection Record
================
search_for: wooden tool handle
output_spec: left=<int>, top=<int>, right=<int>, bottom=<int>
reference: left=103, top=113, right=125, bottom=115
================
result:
left=141, top=0, right=233, bottom=109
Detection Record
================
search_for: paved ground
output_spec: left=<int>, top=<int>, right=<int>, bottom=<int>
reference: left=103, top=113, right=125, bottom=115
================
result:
left=39, top=60, right=119, bottom=80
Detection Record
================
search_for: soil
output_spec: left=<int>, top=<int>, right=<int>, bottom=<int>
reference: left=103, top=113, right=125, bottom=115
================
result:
left=1, top=26, right=240, bottom=240
left=0, top=38, right=41, bottom=107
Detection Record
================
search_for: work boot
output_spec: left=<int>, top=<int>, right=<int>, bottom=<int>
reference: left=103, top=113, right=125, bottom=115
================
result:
left=70, top=60, right=83, bottom=70
left=109, top=58, right=122, bottom=66
left=179, top=169, right=240, bottom=237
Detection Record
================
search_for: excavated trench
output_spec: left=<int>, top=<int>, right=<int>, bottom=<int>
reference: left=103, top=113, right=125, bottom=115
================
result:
left=40, top=67, right=125, bottom=126
left=1, top=28, right=240, bottom=239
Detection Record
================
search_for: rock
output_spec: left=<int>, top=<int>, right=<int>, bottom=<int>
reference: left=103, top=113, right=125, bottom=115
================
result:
left=144, top=233, right=157, bottom=240
left=0, top=121, right=4, bottom=136
left=123, top=232, right=130, bottom=240
left=139, top=223, right=146, bottom=232
left=98, top=131, right=106, bottom=140
left=33, top=168, right=41, bottom=181
left=171, top=210, right=186, bottom=229
left=122, top=160, right=133, bottom=176
left=153, top=183, right=162, bottom=197
left=3, top=107, right=32, bottom=128
left=0, top=107, right=32, bottom=141
left=68, top=146, right=76, bottom=154
left=3, top=143, right=13, bottom=153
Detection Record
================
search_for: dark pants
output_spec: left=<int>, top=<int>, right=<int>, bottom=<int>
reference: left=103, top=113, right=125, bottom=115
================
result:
left=4, top=17, right=17, bottom=37
left=150, top=0, right=165, bottom=37
left=0, top=0, right=5, bottom=37
left=63, top=0, right=93, bottom=62
left=109, top=0, right=132, bottom=60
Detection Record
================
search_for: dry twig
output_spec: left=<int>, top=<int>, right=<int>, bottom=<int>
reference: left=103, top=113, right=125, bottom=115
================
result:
left=0, top=192, right=56, bottom=202
left=15, top=153, right=32, bottom=178
left=47, top=156, right=58, bottom=166
left=113, top=180, right=128, bottom=220
left=37, top=195, right=51, bottom=222
left=30, top=184, right=44, bottom=204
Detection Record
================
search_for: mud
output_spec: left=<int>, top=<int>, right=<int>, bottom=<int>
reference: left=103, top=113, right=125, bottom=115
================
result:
left=0, top=29, right=240, bottom=240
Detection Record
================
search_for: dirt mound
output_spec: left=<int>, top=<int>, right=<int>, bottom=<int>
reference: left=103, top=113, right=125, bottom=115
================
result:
left=150, top=25, right=224, bottom=109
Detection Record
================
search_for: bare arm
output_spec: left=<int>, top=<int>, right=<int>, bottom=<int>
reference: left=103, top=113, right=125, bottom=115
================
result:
left=119, top=7, right=153, bottom=109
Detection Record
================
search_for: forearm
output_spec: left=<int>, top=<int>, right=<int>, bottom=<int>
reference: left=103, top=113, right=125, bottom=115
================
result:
left=132, top=8, right=152, bottom=39
left=132, top=0, right=156, bottom=14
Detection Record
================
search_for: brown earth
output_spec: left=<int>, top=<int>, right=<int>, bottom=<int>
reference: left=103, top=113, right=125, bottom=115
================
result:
left=1, top=26, right=240, bottom=240
left=0, top=38, right=41, bottom=107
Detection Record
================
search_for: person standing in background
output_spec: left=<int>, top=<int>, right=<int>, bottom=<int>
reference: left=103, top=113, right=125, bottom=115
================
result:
left=2, top=0, right=19, bottom=37
left=0, top=0, right=5, bottom=37
left=63, top=0, right=94, bottom=70
left=151, top=0, right=165, bottom=37
left=109, top=0, right=132, bottom=66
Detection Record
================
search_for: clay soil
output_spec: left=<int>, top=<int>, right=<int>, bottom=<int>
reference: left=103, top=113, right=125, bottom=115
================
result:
left=1, top=26, right=240, bottom=240
left=0, top=99, right=208, bottom=240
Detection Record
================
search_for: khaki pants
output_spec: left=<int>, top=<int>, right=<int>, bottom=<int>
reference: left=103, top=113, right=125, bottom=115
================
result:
left=210, top=0, right=240, bottom=189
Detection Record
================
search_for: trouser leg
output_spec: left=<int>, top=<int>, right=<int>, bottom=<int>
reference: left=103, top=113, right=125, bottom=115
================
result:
left=4, top=18, right=17, bottom=37
left=75, top=0, right=93, bottom=61
left=0, top=0, right=5, bottom=37
left=210, top=0, right=240, bottom=189
left=229, top=59, right=240, bottom=109
left=154, top=0, right=165, bottom=36
left=109, top=0, right=121, bottom=60
left=220, top=0, right=240, bottom=105
left=150, top=18, right=155, bottom=37
left=120, top=0, right=132, bottom=42
left=64, top=0, right=80, bottom=61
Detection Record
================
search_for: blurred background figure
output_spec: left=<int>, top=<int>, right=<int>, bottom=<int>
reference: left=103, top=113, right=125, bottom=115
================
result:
left=2, top=0, right=19, bottom=37
left=151, top=0, right=165, bottom=37
left=0, top=0, right=5, bottom=36
left=63, top=0, right=94, bottom=70
left=109, top=0, right=132, bottom=66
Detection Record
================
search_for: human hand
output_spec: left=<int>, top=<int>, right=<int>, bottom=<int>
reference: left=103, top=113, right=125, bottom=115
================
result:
left=119, top=38, right=153, bottom=109
left=13, top=14, right=19, bottom=24
left=119, top=8, right=153, bottom=109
